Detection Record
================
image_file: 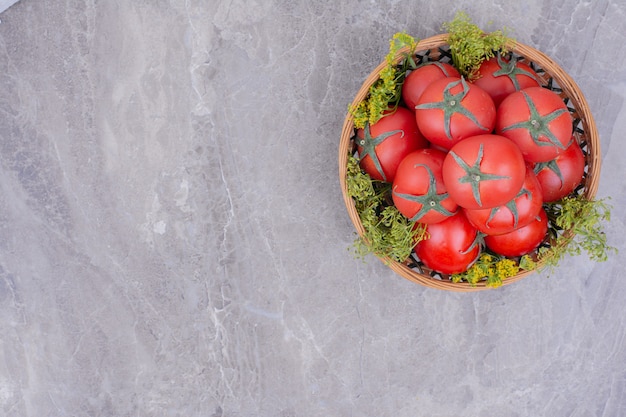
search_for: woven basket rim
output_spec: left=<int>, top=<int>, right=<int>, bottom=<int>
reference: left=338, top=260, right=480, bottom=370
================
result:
left=338, top=33, right=601, bottom=292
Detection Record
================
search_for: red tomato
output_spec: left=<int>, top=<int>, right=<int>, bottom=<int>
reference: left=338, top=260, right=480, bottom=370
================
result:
left=442, top=134, right=526, bottom=210
left=496, top=87, right=573, bottom=163
left=415, top=77, right=496, bottom=150
left=402, top=62, right=461, bottom=110
left=484, top=208, right=548, bottom=257
left=533, top=138, right=585, bottom=202
left=472, top=55, right=541, bottom=106
left=356, top=107, right=428, bottom=182
left=392, top=148, right=458, bottom=224
left=464, top=165, right=543, bottom=235
left=414, top=211, right=480, bottom=274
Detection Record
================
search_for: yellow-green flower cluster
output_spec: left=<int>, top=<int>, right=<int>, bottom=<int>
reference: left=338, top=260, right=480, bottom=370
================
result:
left=451, top=253, right=519, bottom=287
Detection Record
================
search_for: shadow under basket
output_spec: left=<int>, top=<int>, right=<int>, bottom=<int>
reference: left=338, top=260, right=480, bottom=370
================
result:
left=338, top=34, right=601, bottom=292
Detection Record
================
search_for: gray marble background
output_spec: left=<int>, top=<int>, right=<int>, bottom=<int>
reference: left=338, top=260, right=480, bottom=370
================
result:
left=1, top=1, right=625, bottom=416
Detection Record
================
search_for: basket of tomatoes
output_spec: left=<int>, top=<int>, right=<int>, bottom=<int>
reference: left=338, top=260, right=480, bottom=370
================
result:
left=339, top=13, right=613, bottom=291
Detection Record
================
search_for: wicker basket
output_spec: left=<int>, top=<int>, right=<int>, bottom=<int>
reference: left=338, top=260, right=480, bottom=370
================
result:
left=339, top=34, right=601, bottom=291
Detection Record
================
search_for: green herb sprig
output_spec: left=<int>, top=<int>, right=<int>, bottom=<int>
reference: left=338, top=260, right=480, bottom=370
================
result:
left=349, top=32, right=418, bottom=129
left=539, top=195, right=616, bottom=268
left=443, top=11, right=511, bottom=80
left=346, top=154, right=426, bottom=262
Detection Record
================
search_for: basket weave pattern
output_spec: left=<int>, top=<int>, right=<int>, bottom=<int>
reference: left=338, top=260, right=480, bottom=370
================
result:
left=339, top=34, right=601, bottom=291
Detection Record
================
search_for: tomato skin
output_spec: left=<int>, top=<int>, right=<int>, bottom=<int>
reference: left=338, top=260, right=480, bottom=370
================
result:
left=442, top=134, right=526, bottom=210
left=414, top=211, right=480, bottom=274
left=415, top=77, right=496, bottom=150
left=356, top=107, right=429, bottom=183
left=464, top=165, right=543, bottom=235
left=402, top=62, right=461, bottom=110
left=484, top=208, right=548, bottom=257
left=534, top=138, right=585, bottom=202
left=496, top=87, right=573, bottom=163
left=472, top=56, right=540, bottom=107
left=392, top=148, right=458, bottom=224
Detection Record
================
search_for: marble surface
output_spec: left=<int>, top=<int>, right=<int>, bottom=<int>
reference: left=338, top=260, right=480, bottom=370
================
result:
left=0, top=1, right=625, bottom=416
left=0, top=1, right=18, bottom=14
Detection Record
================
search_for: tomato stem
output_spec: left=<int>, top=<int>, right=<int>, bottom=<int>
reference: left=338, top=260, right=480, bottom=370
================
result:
left=500, top=90, right=569, bottom=149
left=449, top=143, right=511, bottom=207
left=415, top=78, right=489, bottom=141
left=392, top=163, right=455, bottom=222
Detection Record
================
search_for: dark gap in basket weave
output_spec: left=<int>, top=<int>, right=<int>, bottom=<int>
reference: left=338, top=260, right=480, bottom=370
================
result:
left=404, top=253, right=421, bottom=270
left=414, top=49, right=431, bottom=66
left=429, top=270, right=445, bottom=280
left=574, top=119, right=585, bottom=135
left=573, top=181, right=587, bottom=195
left=527, top=59, right=539, bottom=70
left=412, top=46, right=453, bottom=66
left=545, top=78, right=563, bottom=95
left=563, top=96, right=574, bottom=111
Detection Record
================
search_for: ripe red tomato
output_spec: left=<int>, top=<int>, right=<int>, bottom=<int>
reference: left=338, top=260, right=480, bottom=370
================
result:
left=402, top=62, right=461, bottom=110
left=392, top=148, right=458, bottom=224
left=484, top=208, right=548, bottom=257
left=442, top=134, right=526, bottom=210
left=472, top=55, right=541, bottom=106
left=356, top=107, right=429, bottom=182
left=415, top=77, right=496, bottom=150
left=464, top=165, right=543, bottom=235
left=533, top=138, right=585, bottom=202
left=496, top=87, right=573, bottom=163
left=414, top=211, right=480, bottom=274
